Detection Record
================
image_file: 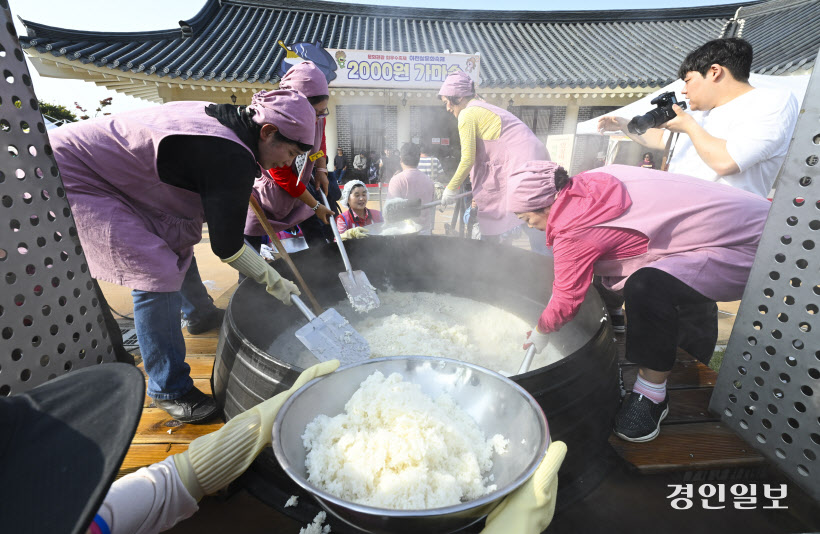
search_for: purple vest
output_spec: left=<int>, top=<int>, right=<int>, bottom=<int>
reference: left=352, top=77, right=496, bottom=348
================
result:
left=466, top=100, right=550, bottom=235
left=244, top=118, right=325, bottom=236
left=51, top=101, right=254, bottom=292
left=592, top=165, right=770, bottom=302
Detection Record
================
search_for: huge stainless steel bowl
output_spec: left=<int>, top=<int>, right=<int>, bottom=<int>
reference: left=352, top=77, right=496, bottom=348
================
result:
left=272, top=356, right=550, bottom=534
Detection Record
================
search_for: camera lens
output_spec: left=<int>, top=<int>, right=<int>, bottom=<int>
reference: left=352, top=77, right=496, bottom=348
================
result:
left=627, top=112, right=658, bottom=135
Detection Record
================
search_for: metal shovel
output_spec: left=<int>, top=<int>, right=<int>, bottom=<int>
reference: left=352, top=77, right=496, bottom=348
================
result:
left=321, top=190, right=380, bottom=312
left=383, top=192, right=471, bottom=223
left=247, top=196, right=370, bottom=363
left=517, top=345, right=538, bottom=375
left=291, top=294, right=371, bottom=365
left=499, top=345, right=538, bottom=377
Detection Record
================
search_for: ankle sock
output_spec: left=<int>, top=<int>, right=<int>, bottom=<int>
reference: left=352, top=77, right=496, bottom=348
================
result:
left=633, top=375, right=667, bottom=404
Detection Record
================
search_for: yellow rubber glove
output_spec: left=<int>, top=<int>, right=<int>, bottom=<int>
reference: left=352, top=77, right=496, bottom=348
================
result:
left=340, top=227, right=369, bottom=241
left=223, top=244, right=300, bottom=305
left=480, top=440, right=567, bottom=534
left=173, top=360, right=340, bottom=500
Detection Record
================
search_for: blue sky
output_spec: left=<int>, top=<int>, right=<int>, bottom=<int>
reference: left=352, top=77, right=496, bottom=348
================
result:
left=11, top=0, right=747, bottom=114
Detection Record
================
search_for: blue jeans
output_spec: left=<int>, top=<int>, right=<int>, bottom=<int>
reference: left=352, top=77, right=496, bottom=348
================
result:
left=133, top=258, right=213, bottom=399
left=132, top=288, right=192, bottom=399
left=335, top=169, right=346, bottom=183
left=179, top=256, right=217, bottom=322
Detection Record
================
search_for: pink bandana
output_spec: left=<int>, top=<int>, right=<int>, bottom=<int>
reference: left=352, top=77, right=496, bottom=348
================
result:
left=278, top=61, right=329, bottom=98
left=247, top=89, right=316, bottom=145
left=438, top=71, right=475, bottom=98
left=507, top=161, right=563, bottom=213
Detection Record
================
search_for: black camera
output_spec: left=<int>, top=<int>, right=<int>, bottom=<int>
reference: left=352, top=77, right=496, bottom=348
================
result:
left=627, top=92, right=687, bottom=135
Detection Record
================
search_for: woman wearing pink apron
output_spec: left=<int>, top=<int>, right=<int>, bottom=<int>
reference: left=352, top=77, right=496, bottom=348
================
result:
left=438, top=71, right=550, bottom=248
left=508, top=162, right=770, bottom=443
left=51, top=90, right=316, bottom=422
left=244, top=62, right=335, bottom=249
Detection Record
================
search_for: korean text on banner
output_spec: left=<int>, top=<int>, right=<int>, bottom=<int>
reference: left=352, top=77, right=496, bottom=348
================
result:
left=327, top=50, right=481, bottom=89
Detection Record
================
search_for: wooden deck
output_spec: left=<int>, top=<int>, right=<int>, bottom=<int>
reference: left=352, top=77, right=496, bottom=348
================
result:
left=610, top=336, right=764, bottom=472
left=120, top=294, right=764, bottom=479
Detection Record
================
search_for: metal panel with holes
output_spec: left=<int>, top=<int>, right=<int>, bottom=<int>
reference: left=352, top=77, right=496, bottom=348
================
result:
left=709, top=49, right=820, bottom=502
left=0, top=3, right=114, bottom=397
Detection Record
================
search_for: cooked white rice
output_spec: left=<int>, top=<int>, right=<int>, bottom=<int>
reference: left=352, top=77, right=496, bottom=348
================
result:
left=271, top=290, right=566, bottom=374
left=299, top=511, right=330, bottom=534
left=302, top=371, right=508, bottom=510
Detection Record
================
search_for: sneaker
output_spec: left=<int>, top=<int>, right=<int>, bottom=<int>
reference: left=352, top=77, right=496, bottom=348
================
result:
left=609, top=310, right=625, bottom=334
left=186, top=308, right=225, bottom=335
left=613, top=393, right=669, bottom=442
left=153, top=387, right=219, bottom=424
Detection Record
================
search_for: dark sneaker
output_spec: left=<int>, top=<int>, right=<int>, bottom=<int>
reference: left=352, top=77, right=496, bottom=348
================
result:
left=186, top=308, right=225, bottom=335
left=609, top=310, right=625, bottom=334
left=613, top=393, right=669, bottom=442
left=153, top=387, right=219, bottom=424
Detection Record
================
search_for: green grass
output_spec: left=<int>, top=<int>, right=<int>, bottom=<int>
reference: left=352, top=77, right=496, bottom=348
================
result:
left=708, top=347, right=725, bottom=373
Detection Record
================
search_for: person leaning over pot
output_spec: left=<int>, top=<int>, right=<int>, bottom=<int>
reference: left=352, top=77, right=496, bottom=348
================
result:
left=0, top=363, right=566, bottom=534
left=336, top=180, right=383, bottom=239
left=510, top=162, right=770, bottom=443
left=438, top=70, right=550, bottom=250
left=243, top=61, right=335, bottom=252
left=50, top=90, right=316, bottom=423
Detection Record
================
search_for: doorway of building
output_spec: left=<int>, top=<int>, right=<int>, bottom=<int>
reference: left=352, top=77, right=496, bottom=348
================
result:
left=414, top=105, right=461, bottom=175
left=349, top=105, right=385, bottom=183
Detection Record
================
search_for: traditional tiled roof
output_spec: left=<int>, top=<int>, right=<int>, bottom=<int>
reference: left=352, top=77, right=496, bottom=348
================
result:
left=19, top=0, right=818, bottom=95
left=736, top=0, right=820, bottom=74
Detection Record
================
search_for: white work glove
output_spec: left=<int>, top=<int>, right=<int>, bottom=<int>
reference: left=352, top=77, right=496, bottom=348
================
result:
left=173, top=360, right=340, bottom=501
left=440, top=188, right=459, bottom=207
left=223, top=244, right=300, bottom=305
left=433, top=182, right=445, bottom=200
left=523, top=328, right=550, bottom=354
left=340, top=227, right=370, bottom=241
left=480, top=441, right=567, bottom=534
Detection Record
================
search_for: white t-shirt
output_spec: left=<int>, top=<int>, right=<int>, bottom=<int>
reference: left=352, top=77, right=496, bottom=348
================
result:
left=667, top=87, right=798, bottom=198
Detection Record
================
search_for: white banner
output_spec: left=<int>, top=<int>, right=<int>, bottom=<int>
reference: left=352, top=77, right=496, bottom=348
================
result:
left=326, top=49, right=481, bottom=89
left=545, top=134, right=575, bottom=169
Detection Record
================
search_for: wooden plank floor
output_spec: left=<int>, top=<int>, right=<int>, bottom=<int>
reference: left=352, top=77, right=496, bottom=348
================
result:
left=120, top=332, right=223, bottom=478
left=119, top=287, right=235, bottom=479
left=119, top=301, right=764, bottom=478
left=609, top=333, right=764, bottom=472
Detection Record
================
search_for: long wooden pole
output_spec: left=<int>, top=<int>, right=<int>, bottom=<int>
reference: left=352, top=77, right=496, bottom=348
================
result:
left=248, top=195, right=323, bottom=315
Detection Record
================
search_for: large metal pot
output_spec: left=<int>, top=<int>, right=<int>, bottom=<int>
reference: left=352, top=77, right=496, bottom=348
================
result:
left=213, top=236, right=619, bottom=530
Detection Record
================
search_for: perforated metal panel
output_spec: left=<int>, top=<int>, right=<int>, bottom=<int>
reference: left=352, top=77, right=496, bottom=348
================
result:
left=0, top=2, right=114, bottom=396
left=710, top=49, right=820, bottom=502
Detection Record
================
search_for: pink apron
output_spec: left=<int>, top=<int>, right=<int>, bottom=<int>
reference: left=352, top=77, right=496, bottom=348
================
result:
left=591, top=165, right=770, bottom=302
left=244, top=118, right=325, bottom=236
left=51, top=101, right=254, bottom=292
left=466, top=100, right=550, bottom=235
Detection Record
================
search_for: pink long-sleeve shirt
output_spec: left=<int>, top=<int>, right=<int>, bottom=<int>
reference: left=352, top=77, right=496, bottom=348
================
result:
left=537, top=172, right=648, bottom=333
left=537, top=165, right=769, bottom=333
left=539, top=226, right=647, bottom=333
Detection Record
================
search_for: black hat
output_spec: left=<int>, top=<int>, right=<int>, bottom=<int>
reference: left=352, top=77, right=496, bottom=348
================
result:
left=0, top=364, right=144, bottom=534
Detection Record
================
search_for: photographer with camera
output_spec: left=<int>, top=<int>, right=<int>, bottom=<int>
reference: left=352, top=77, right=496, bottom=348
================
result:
left=597, top=38, right=798, bottom=199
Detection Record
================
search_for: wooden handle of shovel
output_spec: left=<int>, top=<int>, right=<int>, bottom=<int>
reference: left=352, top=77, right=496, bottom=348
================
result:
left=248, top=195, right=323, bottom=315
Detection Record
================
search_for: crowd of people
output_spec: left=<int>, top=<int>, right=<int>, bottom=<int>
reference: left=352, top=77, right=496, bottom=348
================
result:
left=3, top=36, right=803, bottom=534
